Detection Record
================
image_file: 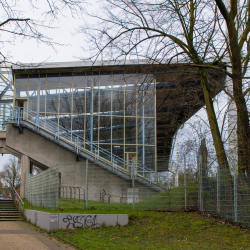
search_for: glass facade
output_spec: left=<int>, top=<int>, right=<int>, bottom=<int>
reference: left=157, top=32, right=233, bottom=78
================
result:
left=14, top=70, right=157, bottom=170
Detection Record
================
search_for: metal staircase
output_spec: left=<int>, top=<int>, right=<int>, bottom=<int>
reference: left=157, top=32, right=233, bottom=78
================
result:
left=8, top=107, right=167, bottom=192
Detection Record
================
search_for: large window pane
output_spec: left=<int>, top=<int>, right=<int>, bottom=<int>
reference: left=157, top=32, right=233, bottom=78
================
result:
left=47, top=74, right=59, bottom=87
left=15, top=84, right=28, bottom=98
left=100, top=72, right=112, bottom=87
left=29, top=75, right=40, bottom=85
left=59, top=115, right=71, bottom=131
left=144, top=146, right=155, bottom=170
left=59, top=89, right=72, bottom=114
left=137, top=74, right=155, bottom=91
left=73, top=75, right=85, bottom=88
left=73, top=89, right=85, bottom=114
left=46, top=87, right=59, bottom=113
left=99, top=90, right=111, bottom=113
left=60, top=75, right=72, bottom=88
left=93, top=89, right=99, bottom=113
left=16, top=78, right=28, bottom=85
left=72, top=115, right=85, bottom=135
left=112, top=91, right=124, bottom=116
left=112, top=73, right=124, bottom=90
left=99, top=116, right=111, bottom=142
left=125, top=92, right=136, bottom=116
left=144, top=92, right=155, bottom=117
left=124, top=73, right=136, bottom=91
left=93, top=116, right=99, bottom=142
left=112, top=116, right=124, bottom=144
left=144, top=118, right=155, bottom=145
left=125, top=117, right=136, bottom=144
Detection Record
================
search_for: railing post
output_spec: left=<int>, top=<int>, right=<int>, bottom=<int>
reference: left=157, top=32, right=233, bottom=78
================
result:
left=82, top=188, right=85, bottom=203
left=132, top=162, right=135, bottom=210
left=112, top=157, right=117, bottom=170
left=36, top=114, right=40, bottom=130
left=18, top=107, right=20, bottom=126
left=86, top=159, right=88, bottom=209
left=76, top=136, right=79, bottom=155
left=78, top=187, right=80, bottom=203
left=69, top=187, right=72, bottom=202
left=20, top=108, right=23, bottom=121
left=95, top=148, right=99, bottom=160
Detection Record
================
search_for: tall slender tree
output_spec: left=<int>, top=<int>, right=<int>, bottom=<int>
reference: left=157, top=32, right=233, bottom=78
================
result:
left=82, top=0, right=250, bottom=174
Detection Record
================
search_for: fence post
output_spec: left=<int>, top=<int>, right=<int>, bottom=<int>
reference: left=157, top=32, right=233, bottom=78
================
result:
left=86, top=159, right=88, bottom=209
left=48, top=168, right=50, bottom=208
left=234, top=168, right=237, bottom=223
left=217, top=164, right=220, bottom=214
left=184, top=155, right=187, bottom=210
left=56, top=166, right=59, bottom=208
left=198, top=154, right=203, bottom=212
left=132, top=162, right=135, bottom=210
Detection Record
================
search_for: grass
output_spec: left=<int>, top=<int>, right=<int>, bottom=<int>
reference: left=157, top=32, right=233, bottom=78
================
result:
left=23, top=185, right=250, bottom=249
left=50, top=211, right=250, bottom=250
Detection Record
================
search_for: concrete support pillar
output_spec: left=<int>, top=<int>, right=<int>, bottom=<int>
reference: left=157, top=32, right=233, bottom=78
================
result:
left=20, top=155, right=30, bottom=199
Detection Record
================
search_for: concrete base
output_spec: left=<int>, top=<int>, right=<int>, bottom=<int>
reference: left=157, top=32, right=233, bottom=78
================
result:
left=20, top=155, right=30, bottom=199
left=25, top=209, right=128, bottom=230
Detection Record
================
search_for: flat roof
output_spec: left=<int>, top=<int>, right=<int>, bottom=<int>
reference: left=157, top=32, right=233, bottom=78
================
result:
left=12, top=59, right=187, bottom=70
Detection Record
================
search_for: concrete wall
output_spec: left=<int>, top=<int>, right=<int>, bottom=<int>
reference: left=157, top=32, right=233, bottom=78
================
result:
left=6, top=124, right=159, bottom=202
left=25, top=209, right=128, bottom=230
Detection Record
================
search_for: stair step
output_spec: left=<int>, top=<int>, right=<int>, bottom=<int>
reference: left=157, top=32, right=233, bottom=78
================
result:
left=0, top=218, right=23, bottom=221
left=0, top=200, right=23, bottom=221
left=0, top=213, right=20, bottom=217
left=0, top=209, right=17, bottom=211
left=0, top=214, right=21, bottom=218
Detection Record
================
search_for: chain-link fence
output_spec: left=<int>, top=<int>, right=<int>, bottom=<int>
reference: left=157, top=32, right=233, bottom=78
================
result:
left=55, top=158, right=250, bottom=228
left=25, top=165, right=59, bottom=208
left=199, top=168, right=250, bottom=228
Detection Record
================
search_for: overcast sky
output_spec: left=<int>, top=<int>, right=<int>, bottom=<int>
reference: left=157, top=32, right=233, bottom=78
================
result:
left=0, top=1, right=92, bottom=171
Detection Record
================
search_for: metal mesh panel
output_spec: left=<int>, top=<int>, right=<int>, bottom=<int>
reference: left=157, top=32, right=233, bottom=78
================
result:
left=56, top=161, right=250, bottom=228
left=25, top=165, right=59, bottom=208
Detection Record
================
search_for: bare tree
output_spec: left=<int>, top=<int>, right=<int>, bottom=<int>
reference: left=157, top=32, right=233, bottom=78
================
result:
left=82, top=0, right=250, bottom=175
left=1, top=156, right=20, bottom=190
left=0, top=0, right=85, bottom=63
left=0, top=178, right=2, bottom=194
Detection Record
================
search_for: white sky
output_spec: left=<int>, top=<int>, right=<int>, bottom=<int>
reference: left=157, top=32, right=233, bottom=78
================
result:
left=0, top=1, right=92, bottom=171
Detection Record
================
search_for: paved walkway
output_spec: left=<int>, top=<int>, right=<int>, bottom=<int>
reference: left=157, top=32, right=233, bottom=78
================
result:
left=0, top=221, right=75, bottom=250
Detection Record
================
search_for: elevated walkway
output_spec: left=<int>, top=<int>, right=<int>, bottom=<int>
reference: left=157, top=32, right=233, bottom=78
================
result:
left=3, top=107, right=166, bottom=201
left=9, top=120, right=164, bottom=192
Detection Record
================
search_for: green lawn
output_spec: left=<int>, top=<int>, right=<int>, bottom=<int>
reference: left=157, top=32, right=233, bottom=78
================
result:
left=24, top=188, right=250, bottom=249
left=50, top=211, right=250, bottom=250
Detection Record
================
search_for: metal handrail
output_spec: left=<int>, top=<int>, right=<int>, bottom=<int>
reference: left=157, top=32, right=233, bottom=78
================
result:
left=8, top=106, right=168, bottom=188
left=11, top=185, right=24, bottom=216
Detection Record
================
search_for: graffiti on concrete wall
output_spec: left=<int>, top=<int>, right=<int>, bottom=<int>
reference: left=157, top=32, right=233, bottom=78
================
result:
left=63, top=214, right=97, bottom=228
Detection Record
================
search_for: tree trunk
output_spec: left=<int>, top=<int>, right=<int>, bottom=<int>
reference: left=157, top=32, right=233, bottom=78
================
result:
left=233, top=76, right=250, bottom=175
left=198, top=69, right=230, bottom=172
